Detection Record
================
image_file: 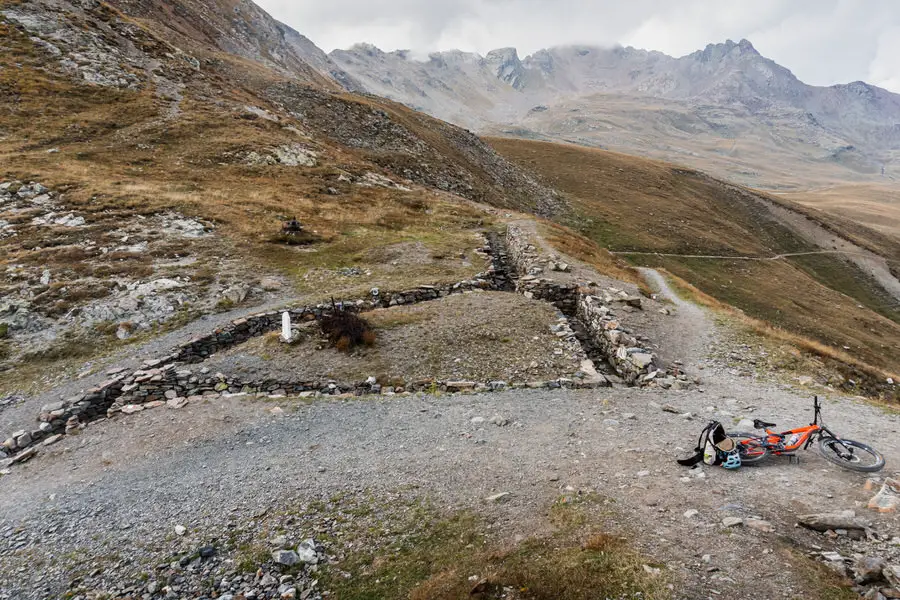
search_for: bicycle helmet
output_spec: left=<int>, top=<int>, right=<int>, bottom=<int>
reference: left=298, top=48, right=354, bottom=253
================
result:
left=722, top=450, right=742, bottom=470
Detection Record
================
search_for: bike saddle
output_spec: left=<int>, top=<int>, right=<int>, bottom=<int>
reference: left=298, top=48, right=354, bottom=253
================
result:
left=753, top=419, right=777, bottom=429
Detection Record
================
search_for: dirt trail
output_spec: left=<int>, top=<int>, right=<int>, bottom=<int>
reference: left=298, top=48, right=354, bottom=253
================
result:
left=615, top=249, right=876, bottom=261
left=638, top=267, right=715, bottom=370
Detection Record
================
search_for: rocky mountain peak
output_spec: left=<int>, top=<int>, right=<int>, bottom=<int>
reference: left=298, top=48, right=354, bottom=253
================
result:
left=346, top=42, right=384, bottom=57
left=484, top=47, right=526, bottom=88
left=690, top=38, right=760, bottom=63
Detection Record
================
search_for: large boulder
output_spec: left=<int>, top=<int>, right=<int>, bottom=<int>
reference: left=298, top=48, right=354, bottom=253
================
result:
left=798, top=511, right=867, bottom=532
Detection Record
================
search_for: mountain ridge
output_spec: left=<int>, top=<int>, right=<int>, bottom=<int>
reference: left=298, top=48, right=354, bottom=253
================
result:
left=329, top=37, right=900, bottom=191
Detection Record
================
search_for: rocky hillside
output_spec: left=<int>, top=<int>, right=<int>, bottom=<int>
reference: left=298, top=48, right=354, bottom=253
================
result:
left=0, top=0, right=561, bottom=387
left=331, top=40, right=900, bottom=191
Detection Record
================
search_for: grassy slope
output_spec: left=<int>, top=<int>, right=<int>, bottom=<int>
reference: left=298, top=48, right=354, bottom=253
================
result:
left=489, top=137, right=900, bottom=376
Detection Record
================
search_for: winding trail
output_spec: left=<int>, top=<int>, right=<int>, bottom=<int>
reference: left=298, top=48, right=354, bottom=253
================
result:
left=613, top=249, right=877, bottom=261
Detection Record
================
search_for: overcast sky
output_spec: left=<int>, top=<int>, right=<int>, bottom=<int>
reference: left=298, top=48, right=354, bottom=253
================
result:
left=255, top=0, right=900, bottom=92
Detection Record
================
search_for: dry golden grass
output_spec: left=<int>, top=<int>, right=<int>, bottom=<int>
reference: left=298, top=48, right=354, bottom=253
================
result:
left=538, top=220, right=649, bottom=292
left=0, top=24, right=494, bottom=289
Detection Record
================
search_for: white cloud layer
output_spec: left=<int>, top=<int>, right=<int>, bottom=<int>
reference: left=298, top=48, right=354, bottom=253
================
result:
left=256, top=0, right=900, bottom=92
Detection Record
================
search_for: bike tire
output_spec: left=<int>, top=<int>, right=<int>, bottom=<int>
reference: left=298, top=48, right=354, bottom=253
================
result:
left=727, top=432, right=769, bottom=465
left=818, top=437, right=885, bottom=472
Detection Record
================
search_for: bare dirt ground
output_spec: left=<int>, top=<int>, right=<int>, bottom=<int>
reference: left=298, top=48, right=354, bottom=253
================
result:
left=1, top=268, right=899, bottom=599
left=202, top=291, right=584, bottom=384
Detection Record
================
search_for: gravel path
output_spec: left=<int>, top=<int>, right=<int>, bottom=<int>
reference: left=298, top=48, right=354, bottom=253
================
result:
left=2, top=271, right=899, bottom=599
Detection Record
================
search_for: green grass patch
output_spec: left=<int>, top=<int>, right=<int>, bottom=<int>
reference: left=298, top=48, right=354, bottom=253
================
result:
left=319, top=494, right=669, bottom=600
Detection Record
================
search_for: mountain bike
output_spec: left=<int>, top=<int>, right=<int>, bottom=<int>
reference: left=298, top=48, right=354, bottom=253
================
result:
left=727, top=396, right=885, bottom=472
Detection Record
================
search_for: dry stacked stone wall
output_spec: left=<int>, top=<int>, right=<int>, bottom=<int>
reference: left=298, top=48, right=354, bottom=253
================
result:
left=1, top=233, right=608, bottom=464
left=505, top=225, right=689, bottom=387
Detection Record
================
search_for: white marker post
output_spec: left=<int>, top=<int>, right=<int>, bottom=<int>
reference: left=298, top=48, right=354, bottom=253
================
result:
left=281, top=311, right=292, bottom=342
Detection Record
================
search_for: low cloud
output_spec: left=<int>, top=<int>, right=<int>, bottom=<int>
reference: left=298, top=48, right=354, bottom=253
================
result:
left=257, top=0, right=900, bottom=91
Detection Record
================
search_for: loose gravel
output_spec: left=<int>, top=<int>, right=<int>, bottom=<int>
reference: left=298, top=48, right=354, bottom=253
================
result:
left=1, top=271, right=898, bottom=600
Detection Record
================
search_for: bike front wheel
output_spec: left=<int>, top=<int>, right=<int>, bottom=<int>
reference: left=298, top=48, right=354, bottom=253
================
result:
left=727, top=432, right=769, bottom=465
left=818, top=437, right=885, bottom=472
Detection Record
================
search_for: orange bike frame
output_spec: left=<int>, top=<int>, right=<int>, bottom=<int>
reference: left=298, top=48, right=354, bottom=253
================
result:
left=759, top=424, right=820, bottom=453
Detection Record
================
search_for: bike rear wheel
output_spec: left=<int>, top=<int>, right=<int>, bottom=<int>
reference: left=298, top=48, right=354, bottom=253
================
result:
left=727, top=432, right=769, bottom=464
left=818, top=437, right=885, bottom=472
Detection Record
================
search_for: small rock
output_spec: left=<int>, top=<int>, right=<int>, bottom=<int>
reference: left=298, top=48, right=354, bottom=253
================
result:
left=485, top=492, right=511, bottom=503
left=856, top=556, right=888, bottom=585
left=120, top=404, right=144, bottom=415
left=199, top=545, right=215, bottom=559
left=489, top=415, right=509, bottom=427
left=722, top=517, right=743, bottom=528
left=166, top=397, right=188, bottom=409
left=885, top=565, right=900, bottom=588
left=661, top=404, right=681, bottom=414
left=684, top=509, right=699, bottom=519
left=174, top=525, right=186, bottom=536
left=746, top=519, right=775, bottom=533
left=260, top=277, right=283, bottom=291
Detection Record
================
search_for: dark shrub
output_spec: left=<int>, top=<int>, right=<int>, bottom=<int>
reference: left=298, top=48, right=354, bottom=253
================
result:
left=319, top=303, right=375, bottom=352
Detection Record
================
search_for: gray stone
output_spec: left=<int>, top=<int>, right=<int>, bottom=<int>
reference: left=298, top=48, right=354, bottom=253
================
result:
left=722, top=517, right=743, bottom=528
left=485, top=492, right=511, bottom=503
left=885, top=565, right=900, bottom=588
left=855, top=556, right=887, bottom=584
left=624, top=296, right=643, bottom=309
left=799, top=512, right=867, bottom=532
left=260, top=277, right=282, bottom=291
left=630, top=353, right=654, bottom=369
left=296, top=539, right=318, bottom=564
left=272, top=549, right=300, bottom=566
left=167, top=397, right=188, bottom=409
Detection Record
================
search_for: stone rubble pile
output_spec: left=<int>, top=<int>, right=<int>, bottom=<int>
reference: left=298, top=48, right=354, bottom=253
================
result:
left=63, top=536, right=328, bottom=600
left=798, top=511, right=900, bottom=599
